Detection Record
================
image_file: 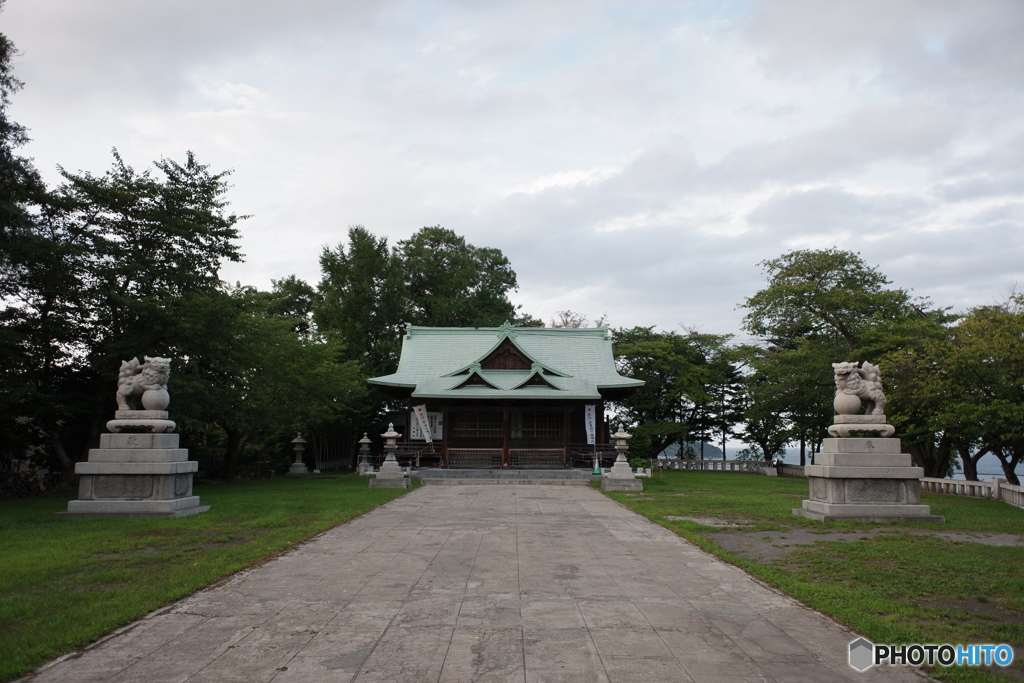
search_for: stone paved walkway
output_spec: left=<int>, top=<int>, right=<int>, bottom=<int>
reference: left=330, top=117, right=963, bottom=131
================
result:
left=28, top=486, right=929, bottom=682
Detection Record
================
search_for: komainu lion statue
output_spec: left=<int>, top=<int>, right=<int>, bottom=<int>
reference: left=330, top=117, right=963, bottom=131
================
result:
left=832, top=361, right=886, bottom=416
left=116, top=356, right=171, bottom=411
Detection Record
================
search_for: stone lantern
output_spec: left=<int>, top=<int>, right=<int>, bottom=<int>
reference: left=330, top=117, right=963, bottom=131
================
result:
left=602, top=424, right=642, bottom=491
left=289, top=433, right=308, bottom=475
left=369, top=423, right=409, bottom=488
left=357, top=432, right=373, bottom=475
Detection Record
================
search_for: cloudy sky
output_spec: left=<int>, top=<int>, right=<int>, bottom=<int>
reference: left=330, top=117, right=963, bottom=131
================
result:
left=5, top=0, right=1023, bottom=338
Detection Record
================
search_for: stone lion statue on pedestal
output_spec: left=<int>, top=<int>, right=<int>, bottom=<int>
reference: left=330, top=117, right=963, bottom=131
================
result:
left=832, top=361, right=886, bottom=416
left=116, top=356, right=171, bottom=411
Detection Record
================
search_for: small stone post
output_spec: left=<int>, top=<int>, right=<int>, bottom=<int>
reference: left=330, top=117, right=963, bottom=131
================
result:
left=369, top=423, right=409, bottom=488
left=289, top=433, right=309, bottom=475
left=602, top=425, right=642, bottom=491
left=357, top=432, right=373, bottom=475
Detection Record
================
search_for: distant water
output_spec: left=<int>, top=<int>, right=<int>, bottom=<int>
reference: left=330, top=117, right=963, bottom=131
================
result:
left=776, top=449, right=1021, bottom=482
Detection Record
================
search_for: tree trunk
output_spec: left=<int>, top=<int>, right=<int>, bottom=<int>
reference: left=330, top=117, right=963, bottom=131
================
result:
left=992, top=446, right=1021, bottom=486
left=223, top=427, right=242, bottom=480
left=957, top=444, right=988, bottom=482
left=51, top=431, right=76, bottom=489
left=907, top=435, right=954, bottom=479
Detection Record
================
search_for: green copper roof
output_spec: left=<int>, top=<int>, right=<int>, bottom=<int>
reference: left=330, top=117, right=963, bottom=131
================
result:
left=368, top=324, right=644, bottom=400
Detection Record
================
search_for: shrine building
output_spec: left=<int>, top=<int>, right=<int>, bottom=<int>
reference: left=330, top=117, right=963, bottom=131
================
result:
left=368, top=323, right=644, bottom=469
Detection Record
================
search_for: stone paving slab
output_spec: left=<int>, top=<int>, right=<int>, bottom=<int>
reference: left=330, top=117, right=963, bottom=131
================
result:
left=26, top=486, right=929, bottom=682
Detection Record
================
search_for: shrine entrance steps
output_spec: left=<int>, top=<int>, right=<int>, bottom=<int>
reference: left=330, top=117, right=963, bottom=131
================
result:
left=417, top=469, right=597, bottom=486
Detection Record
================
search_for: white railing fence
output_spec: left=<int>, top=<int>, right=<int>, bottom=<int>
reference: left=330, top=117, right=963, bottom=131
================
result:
left=663, top=459, right=762, bottom=472
left=658, top=461, right=1024, bottom=510
left=920, top=477, right=1024, bottom=510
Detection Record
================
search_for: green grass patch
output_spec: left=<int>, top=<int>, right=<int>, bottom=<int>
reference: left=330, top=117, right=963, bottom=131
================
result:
left=0, top=474, right=410, bottom=681
left=605, top=470, right=1024, bottom=683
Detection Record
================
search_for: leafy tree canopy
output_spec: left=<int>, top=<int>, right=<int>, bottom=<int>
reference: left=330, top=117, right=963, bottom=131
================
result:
left=742, top=248, right=916, bottom=352
left=397, top=225, right=518, bottom=327
left=889, top=296, right=1024, bottom=483
left=316, top=226, right=406, bottom=377
left=612, top=327, right=740, bottom=460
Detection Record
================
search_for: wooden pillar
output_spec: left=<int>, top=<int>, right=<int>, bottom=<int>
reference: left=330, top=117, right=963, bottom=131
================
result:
left=502, top=405, right=510, bottom=468
left=441, top=407, right=449, bottom=468
left=562, top=406, right=571, bottom=468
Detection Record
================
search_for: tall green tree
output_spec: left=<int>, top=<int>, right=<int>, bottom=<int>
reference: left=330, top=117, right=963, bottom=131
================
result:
left=1, top=149, right=245, bottom=479
left=0, top=13, right=58, bottom=471
left=173, top=285, right=366, bottom=479
left=316, top=226, right=406, bottom=377
left=612, top=327, right=741, bottom=460
left=899, top=297, right=1024, bottom=484
left=54, top=150, right=243, bottom=364
left=0, top=6, right=46, bottom=274
left=881, top=340, right=959, bottom=478
left=742, top=248, right=915, bottom=354
left=683, top=332, right=745, bottom=459
left=397, top=226, right=518, bottom=327
left=740, top=248, right=945, bottom=466
left=317, top=225, right=521, bottom=372
left=737, top=348, right=795, bottom=461
left=257, top=275, right=318, bottom=336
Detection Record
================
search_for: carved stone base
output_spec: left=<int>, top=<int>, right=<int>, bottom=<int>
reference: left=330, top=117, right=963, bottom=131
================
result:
left=107, top=410, right=176, bottom=433
left=601, top=477, right=643, bottom=491
left=369, top=471, right=409, bottom=488
left=794, top=500, right=943, bottom=522
left=601, top=454, right=643, bottom=492
left=62, top=497, right=209, bottom=518
left=793, top=435, right=942, bottom=523
left=369, top=453, right=409, bottom=488
left=827, top=415, right=895, bottom=437
left=60, top=432, right=208, bottom=518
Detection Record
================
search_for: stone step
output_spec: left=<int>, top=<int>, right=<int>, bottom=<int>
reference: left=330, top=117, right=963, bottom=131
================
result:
left=416, top=468, right=594, bottom=480
left=420, top=478, right=593, bottom=486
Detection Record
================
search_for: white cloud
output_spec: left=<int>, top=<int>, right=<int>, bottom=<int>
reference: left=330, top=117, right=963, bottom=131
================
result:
left=196, top=81, right=269, bottom=110
left=3, top=0, right=1022, bottom=336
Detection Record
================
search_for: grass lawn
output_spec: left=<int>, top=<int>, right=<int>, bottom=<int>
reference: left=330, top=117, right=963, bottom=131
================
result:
left=0, top=474, right=411, bottom=681
left=602, top=470, right=1024, bottom=683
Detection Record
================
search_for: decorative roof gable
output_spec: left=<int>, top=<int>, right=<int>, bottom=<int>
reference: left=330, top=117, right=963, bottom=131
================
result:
left=511, top=364, right=563, bottom=391
left=444, top=332, right=569, bottom=378
left=481, top=338, right=532, bottom=370
left=449, top=363, right=501, bottom=390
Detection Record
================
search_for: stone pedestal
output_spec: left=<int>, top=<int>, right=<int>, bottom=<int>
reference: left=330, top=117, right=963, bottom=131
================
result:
left=61, top=431, right=209, bottom=518
left=106, top=409, right=176, bottom=434
left=369, top=453, right=409, bottom=488
left=793, top=429, right=942, bottom=523
left=602, top=454, right=643, bottom=492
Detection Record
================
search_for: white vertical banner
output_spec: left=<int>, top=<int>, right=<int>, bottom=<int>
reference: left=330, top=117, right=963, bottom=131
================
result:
left=412, top=405, right=433, bottom=443
left=584, top=405, right=596, bottom=445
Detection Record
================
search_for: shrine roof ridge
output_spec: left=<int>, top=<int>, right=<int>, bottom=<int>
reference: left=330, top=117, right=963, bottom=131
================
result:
left=369, top=323, right=642, bottom=400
